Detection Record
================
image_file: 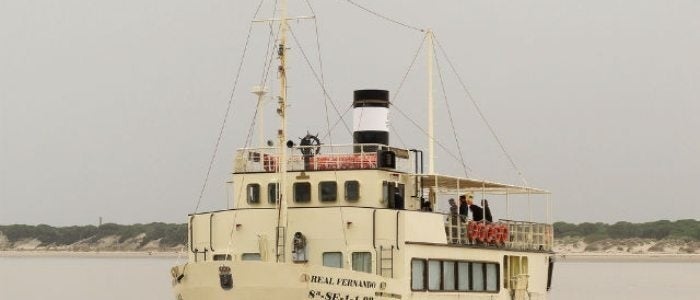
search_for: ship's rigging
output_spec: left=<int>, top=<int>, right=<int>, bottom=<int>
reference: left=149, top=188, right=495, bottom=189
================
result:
left=191, top=0, right=531, bottom=228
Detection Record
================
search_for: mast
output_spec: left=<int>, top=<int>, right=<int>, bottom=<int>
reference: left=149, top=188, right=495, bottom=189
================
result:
left=275, top=0, right=289, bottom=263
left=427, top=30, right=435, bottom=174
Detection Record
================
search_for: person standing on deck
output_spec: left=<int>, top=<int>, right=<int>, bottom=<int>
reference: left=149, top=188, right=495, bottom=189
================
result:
left=482, top=199, right=493, bottom=222
left=458, top=195, right=469, bottom=222
left=466, top=195, right=484, bottom=221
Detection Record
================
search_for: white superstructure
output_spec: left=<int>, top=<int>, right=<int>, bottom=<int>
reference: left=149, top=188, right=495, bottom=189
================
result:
left=170, top=2, right=556, bottom=300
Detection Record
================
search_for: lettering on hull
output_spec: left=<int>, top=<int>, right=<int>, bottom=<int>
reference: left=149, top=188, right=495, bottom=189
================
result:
left=309, top=275, right=377, bottom=289
left=307, top=290, right=374, bottom=300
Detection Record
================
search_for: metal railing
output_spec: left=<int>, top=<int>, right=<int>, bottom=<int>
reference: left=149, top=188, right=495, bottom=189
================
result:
left=444, top=216, right=553, bottom=251
left=234, top=144, right=413, bottom=173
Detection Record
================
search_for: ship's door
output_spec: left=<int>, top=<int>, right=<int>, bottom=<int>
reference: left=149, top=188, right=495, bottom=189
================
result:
left=382, top=181, right=405, bottom=209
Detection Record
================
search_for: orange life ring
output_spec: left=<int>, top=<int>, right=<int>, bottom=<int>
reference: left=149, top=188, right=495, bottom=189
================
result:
left=467, top=221, right=479, bottom=240
left=487, top=225, right=500, bottom=244
left=500, top=225, right=510, bottom=244
left=263, top=155, right=277, bottom=172
left=477, top=223, right=487, bottom=242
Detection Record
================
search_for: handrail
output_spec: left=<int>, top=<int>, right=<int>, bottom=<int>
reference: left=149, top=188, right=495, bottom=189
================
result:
left=209, top=213, right=215, bottom=252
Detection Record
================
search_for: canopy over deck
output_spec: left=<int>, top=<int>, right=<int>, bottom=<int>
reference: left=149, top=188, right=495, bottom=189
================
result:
left=421, top=174, right=549, bottom=195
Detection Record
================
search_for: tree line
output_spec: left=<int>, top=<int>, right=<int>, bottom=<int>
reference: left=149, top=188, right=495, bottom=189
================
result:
left=2, top=220, right=698, bottom=248
left=554, top=219, right=700, bottom=242
left=0, top=222, right=187, bottom=247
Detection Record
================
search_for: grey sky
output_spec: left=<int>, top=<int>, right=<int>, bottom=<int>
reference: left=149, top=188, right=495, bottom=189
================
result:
left=1, top=0, right=698, bottom=226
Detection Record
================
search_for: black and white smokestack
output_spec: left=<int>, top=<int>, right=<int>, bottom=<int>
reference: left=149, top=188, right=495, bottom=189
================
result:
left=353, top=89, right=389, bottom=152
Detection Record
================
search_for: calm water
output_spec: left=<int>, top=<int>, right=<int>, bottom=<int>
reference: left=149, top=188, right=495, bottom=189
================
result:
left=1, top=256, right=698, bottom=299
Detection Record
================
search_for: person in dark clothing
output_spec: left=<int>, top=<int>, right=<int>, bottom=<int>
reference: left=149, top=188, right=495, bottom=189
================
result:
left=420, top=197, right=432, bottom=211
left=458, top=195, right=469, bottom=221
left=393, top=191, right=404, bottom=210
left=467, top=196, right=484, bottom=221
left=482, top=199, right=493, bottom=222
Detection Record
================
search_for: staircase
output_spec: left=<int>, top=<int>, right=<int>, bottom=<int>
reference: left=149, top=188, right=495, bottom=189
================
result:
left=378, top=245, right=394, bottom=278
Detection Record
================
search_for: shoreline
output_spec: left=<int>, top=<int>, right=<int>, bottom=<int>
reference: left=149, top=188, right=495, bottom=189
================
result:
left=555, top=253, right=700, bottom=263
left=2, top=250, right=699, bottom=262
left=0, top=250, right=183, bottom=258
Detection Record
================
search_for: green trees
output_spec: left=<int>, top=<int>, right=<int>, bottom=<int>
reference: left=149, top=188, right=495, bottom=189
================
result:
left=0, top=223, right=187, bottom=247
left=554, top=219, right=700, bottom=240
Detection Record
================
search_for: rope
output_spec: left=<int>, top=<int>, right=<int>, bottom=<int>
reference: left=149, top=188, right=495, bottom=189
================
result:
left=303, top=0, right=334, bottom=146
left=342, top=0, right=424, bottom=32
left=288, top=24, right=353, bottom=136
left=259, top=0, right=280, bottom=86
left=389, top=124, right=407, bottom=148
left=193, top=0, right=266, bottom=213
left=319, top=104, right=353, bottom=140
left=391, top=34, right=427, bottom=104
left=302, top=1, right=349, bottom=248
left=433, top=34, right=529, bottom=186
left=433, top=42, right=471, bottom=177
left=391, top=102, right=468, bottom=170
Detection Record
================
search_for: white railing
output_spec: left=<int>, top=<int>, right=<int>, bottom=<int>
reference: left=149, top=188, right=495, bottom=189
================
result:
left=444, top=216, right=553, bottom=251
left=234, top=144, right=413, bottom=173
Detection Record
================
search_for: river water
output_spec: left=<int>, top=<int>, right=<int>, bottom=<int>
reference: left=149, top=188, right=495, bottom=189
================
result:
left=0, top=256, right=698, bottom=300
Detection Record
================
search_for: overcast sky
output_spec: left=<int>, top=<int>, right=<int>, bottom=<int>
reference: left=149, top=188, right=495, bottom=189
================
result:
left=1, top=0, right=699, bottom=226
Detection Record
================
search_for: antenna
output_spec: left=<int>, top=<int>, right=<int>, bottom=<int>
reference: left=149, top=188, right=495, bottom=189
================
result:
left=427, top=30, right=435, bottom=174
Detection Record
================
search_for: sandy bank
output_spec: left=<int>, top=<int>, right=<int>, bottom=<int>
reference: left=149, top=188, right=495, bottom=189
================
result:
left=0, top=250, right=183, bottom=258
left=555, top=253, right=700, bottom=263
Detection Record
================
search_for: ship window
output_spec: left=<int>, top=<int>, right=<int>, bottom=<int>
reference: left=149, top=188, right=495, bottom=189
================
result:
left=293, top=182, right=311, bottom=202
left=457, top=262, right=470, bottom=291
left=443, top=261, right=456, bottom=290
left=319, top=181, right=337, bottom=202
left=486, top=263, right=498, bottom=291
left=411, top=259, right=426, bottom=290
left=472, top=262, right=484, bottom=291
left=213, top=254, right=232, bottom=261
left=352, top=252, right=372, bottom=273
left=345, top=181, right=360, bottom=201
left=382, top=181, right=391, bottom=204
left=322, top=252, right=342, bottom=268
left=241, top=253, right=261, bottom=261
left=247, top=184, right=260, bottom=204
left=428, top=260, right=441, bottom=291
left=268, top=183, right=278, bottom=204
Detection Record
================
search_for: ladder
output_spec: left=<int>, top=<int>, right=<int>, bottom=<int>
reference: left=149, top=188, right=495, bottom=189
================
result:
left=378, top=245, right=394, bottom=278
left=276, top=226, right=286, bottom=262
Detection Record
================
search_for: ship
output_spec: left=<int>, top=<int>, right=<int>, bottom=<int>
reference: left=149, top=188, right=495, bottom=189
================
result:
left=171, top=1, right=555, bottom=299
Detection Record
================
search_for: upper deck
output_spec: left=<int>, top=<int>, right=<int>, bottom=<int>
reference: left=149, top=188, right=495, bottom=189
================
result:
left=233, top=144, right=414, bottom=174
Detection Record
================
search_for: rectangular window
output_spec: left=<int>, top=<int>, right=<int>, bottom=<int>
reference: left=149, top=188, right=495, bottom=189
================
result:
left=294, top=182, right=311, bottom=202
left=323, top=252, right=343, bottom=268
left=442, top=261, right=456, bottom=290
left=319, top=181, right=337, bottom=202
left=382, top=181, right=391, bottom=204
left=247, top=184, right=260, bottom=204
left=411, top=259, right=426, bottom=290
left=486, top=263, right=499, bottom=292
left=351, top=252, right=372, bottom=273
left=213, top=254, right=232, bottom=261
left=268, top=183, right=278, bottom=204
left=428, top=260, right=441, bottom=291
left=472, top=262, right=485, bottom=291
left=345, top=181, right=360, bottom=201
left=241, top=253, right=261, bottom=261
left=457, top=262, right=470, bottom=291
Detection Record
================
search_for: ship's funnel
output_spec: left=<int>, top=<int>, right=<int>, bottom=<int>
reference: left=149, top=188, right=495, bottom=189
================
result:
left=353, top=89, right=389, bottom=152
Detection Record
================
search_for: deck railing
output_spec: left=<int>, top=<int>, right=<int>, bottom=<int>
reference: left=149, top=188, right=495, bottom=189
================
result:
left=444, top=216, right=553, bottom=251
left=234, top=144, right=413, bottom=173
